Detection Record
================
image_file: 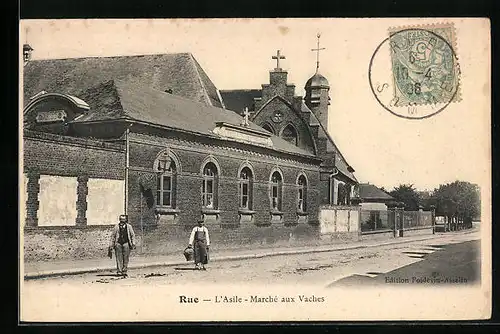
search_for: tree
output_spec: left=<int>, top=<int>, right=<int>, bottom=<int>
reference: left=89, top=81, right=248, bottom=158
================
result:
left=432, top=181, right=480, bottom=223
left=389, top=184, right=421, bottom=211
left=418, top=190, right=434, bottom=209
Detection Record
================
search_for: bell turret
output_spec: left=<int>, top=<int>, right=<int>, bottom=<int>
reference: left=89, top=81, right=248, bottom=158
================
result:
left=304, top=34, right=330, bottom=126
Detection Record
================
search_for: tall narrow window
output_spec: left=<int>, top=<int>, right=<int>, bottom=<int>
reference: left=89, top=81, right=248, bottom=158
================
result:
left=262, top=123, right=275, bottom=134
left=156, top=159, right=176, bottom=207
left=270, top=171, right=283, bottom=211
left=281, top=124, right=298, bottom=146
left=297, top=175, right=307, bottom=212
left=202, top=162, right=218, bottom=209
left=239, top=167, right=253, bottom=210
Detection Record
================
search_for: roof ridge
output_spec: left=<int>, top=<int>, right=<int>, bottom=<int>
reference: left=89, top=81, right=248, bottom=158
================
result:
left=27, top=52, right=193, bottom=62
left=188, top=53, right=219, bottom=107
left=219, top=89, right=262, bottom=92
left=309, top=110, right=353, bottom=172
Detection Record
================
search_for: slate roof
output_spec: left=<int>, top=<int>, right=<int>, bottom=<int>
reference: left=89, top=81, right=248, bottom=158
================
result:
left=23, top=53, right=224, bottom=109
left=358, top=183, right=394, bottom=201
left=72, top=79, right=316, bottom=158
left=301, top=103, right=356, bottom=182
left=220, top=89, right=262, bottom=113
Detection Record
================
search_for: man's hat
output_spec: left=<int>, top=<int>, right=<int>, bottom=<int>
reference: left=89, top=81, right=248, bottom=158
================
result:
left=119, top=214, right=128, bottom=221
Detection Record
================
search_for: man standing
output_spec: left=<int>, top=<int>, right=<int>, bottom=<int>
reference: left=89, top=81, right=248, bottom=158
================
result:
left=188, top=219, right=210, bottom=270
left=109, top=214, right=136, bottom=277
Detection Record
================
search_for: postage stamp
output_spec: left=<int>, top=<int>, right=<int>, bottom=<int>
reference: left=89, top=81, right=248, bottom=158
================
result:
left=388, top=24, right=461, bottom=107
left=368, top=22, right=463, bottom=119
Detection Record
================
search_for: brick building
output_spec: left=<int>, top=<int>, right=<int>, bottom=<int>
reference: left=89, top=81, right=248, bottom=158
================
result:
left=22, top=49, right=358, bottom=261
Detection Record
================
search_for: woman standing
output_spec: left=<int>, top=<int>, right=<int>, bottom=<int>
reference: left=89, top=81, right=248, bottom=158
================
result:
left=188, top=219, right=210, bottom=270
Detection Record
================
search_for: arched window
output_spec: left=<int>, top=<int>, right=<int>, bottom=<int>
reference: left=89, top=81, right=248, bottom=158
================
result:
left=239, top=167, right=253, bottom=210
left=262, top=123, right=275, bottom=134
left=270, top=171, right=283, bottom=211
left=202, top=162, right=218, bottom=209
left=281, top=124, right=298, bottom=146
left=156, top=158, right=177, bottom=208
left=297, top=175, right=307, bottom=212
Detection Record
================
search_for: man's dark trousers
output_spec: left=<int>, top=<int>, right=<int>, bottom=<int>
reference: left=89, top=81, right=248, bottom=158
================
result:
left=115, top=243, right=131, bottom=274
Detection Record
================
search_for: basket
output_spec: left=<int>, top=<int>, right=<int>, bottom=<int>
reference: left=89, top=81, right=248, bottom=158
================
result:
left=183, top=246, right=194, bottom=261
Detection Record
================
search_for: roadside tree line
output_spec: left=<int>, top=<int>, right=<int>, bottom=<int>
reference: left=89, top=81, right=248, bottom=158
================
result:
left=380, top=181, right=480, bottom=230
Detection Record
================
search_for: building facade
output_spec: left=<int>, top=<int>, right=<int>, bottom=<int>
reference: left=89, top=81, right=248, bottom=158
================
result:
left=22, top=50, right=359, bottom=261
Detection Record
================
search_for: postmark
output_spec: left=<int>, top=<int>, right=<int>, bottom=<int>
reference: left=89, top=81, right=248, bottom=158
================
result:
left=369, top=23, right=461, bottom=119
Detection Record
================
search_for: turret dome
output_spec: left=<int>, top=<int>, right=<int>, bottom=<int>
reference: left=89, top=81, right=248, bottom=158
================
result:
left=305, top=72, right=330, bottom=89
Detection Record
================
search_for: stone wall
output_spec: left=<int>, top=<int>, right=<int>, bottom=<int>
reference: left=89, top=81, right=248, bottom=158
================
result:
left=318, top=205, right=361, bottom=235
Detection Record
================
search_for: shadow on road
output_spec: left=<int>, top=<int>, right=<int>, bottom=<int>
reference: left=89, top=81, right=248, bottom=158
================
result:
left=327, top=240, right=480, bottom=288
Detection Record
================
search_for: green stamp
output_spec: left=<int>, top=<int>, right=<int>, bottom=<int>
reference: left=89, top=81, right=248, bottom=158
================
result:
left=389, top=25, right=461, bottom=107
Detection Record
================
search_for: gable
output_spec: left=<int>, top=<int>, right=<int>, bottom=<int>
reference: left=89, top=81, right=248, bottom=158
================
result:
left=251, top=95, right=316, bottom=155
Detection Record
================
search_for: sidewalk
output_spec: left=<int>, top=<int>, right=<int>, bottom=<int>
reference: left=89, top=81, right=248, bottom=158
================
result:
left=23, top=229, right=479, bottom=279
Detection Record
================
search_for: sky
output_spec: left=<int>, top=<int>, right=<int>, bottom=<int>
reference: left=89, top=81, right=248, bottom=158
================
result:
left=19, top=18, right=491, bottom=191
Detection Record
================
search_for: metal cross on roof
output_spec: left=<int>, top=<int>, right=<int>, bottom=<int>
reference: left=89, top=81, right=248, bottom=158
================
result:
left=272, top=50, right=286, bottom=70
left=311, top=33, right=326, bottom=72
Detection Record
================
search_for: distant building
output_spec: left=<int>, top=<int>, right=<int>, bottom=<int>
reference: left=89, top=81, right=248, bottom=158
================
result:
left=357, top=183, right=395, bottom=232
left=358, top=183, right=395, bottom=211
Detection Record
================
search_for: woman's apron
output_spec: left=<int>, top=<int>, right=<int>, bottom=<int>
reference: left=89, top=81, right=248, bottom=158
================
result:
left=193, top=229, right=208, bottom=264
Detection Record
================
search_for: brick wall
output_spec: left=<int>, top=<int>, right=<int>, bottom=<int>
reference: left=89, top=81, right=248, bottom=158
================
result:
left=23, top=226, right=115, bottom=261
left=23, top=131, right=125, bottom=179
left=122, top=131, right=325, bottom=257
left=22, top=129, right=335, bottom=262
left=127, top=132, right=320, bottom=228
left=138, top=220, right=323, bottom=257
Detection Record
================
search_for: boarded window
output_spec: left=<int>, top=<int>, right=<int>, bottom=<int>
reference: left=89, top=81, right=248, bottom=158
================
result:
left=87, top=178, right=125, bottom=225
left=38, top=175, right=78, bottom=226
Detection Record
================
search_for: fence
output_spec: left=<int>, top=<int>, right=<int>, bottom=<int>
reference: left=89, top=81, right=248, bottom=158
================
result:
left=360, top=208, right=434, bottom=235
left=434, top=215, right=472, bottom=232
left=359, top=210, right=394, bottom=232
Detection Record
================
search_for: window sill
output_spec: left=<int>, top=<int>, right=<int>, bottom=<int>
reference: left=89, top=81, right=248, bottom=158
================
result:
left=238, top=209, right=256, bottom=215
left=201, top=208, right=221, bottom=215
left=155, top=207, right=180, bottom=215
left=270, top=210, right=284, bottom=216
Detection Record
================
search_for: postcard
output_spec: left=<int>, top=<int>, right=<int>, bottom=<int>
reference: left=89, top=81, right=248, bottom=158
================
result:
left=19, top=18, right=491, bottom=322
